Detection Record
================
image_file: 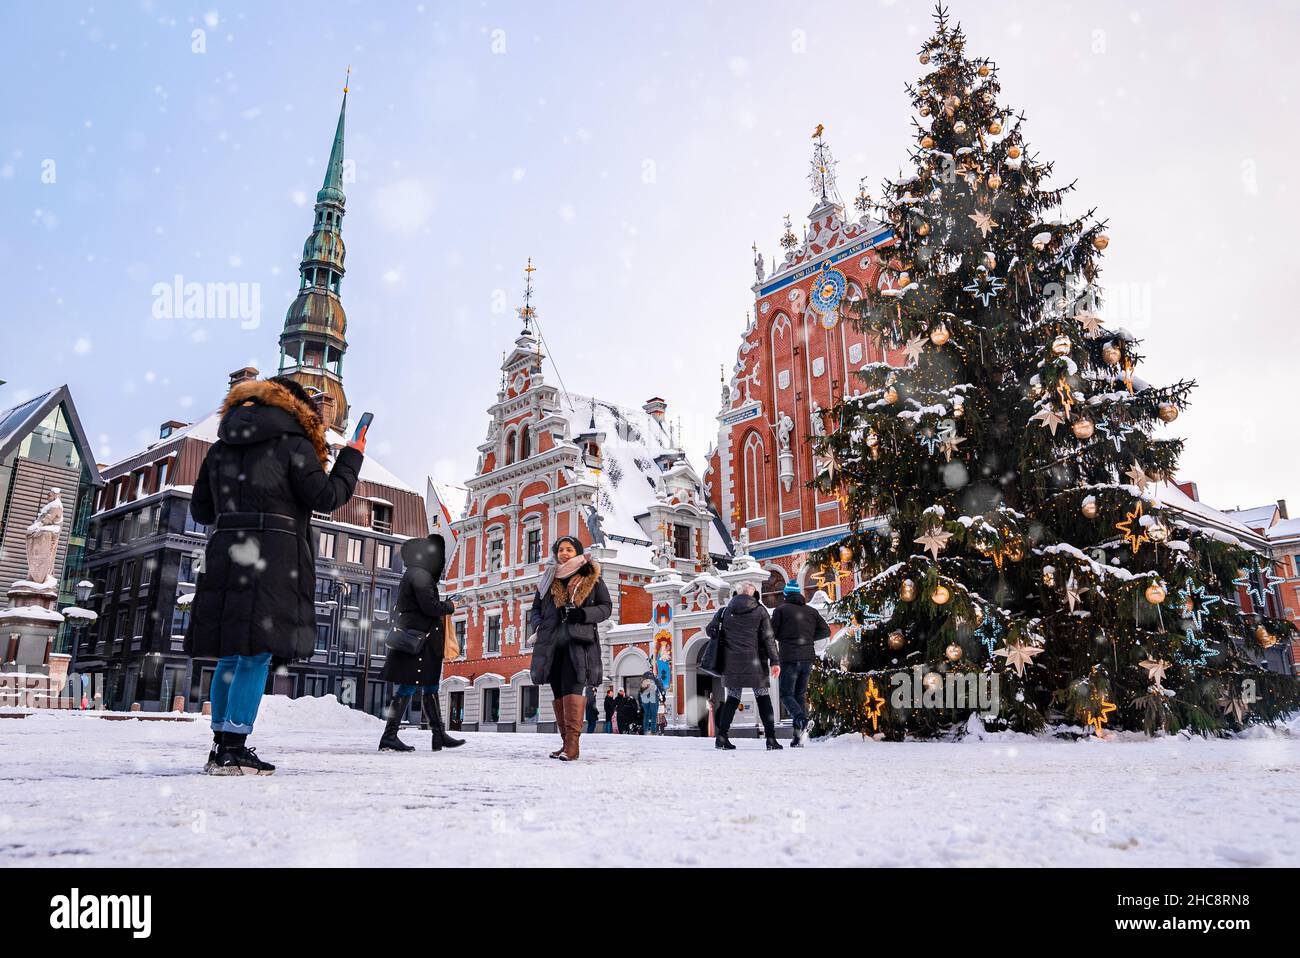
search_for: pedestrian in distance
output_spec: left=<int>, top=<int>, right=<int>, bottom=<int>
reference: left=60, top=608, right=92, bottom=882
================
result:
left=603, top=687, right=616, bottom=733
left=770, top=580, right=830, bottom=747
left=639, top=674, right=659, bottom=735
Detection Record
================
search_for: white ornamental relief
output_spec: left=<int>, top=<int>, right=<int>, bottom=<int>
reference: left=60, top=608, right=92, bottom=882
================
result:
left=812, top=357, right=826, bottom=378
left=848, top=343, right=863, bottom=364
left=760, top=301, right=770, bottom=315
left=778, top=369, right=791, bottom=390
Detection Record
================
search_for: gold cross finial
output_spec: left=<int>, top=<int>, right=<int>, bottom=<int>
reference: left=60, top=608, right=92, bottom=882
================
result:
left=813, top=123, right=824, bottom=139
left=525, top=257, right=536, bottom=275
left=344, top=65, right=351, bottom=94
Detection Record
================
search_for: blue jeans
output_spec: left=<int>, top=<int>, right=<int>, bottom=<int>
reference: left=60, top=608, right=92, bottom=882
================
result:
left=396, top=683, right=439, bottom=696
left=210, top=653, right=272, bottom=735
left=642, top=699, right=658, bottom=734
left=779, top=660, right=813, bottom=727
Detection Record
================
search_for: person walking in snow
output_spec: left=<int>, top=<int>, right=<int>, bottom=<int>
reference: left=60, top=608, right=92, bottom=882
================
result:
left=706, top=581, right=783, bottom=751
left=603, top=687, right=616, bottom=733
left=377, top=534, right=464, bottom=753
left=770, top=580, right=830, bottom=747
left=186, top=376, right=364, bottom=775
left=528, top=536, right=612, bottom=761
left=585, top=685, right=599, bottom=734
left=639, top=675, right=659, bottom=735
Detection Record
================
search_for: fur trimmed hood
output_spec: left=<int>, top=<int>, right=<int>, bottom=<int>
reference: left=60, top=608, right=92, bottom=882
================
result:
left=548, top=559, right=602, bottom=609
left=219, top=379, right=330, bottom=466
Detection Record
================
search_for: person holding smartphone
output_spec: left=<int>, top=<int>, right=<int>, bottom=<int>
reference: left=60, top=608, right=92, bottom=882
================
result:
left=187, top=376, right=365, bottom=775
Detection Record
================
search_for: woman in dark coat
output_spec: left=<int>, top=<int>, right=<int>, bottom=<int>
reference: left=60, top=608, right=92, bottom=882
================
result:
left=705, top=581, right=782, bottom=751
left=377, top=534, right=464, bottom=752
left=528, top=536, right=611, bottom=761
left=187, top=376, right=364, bottom=775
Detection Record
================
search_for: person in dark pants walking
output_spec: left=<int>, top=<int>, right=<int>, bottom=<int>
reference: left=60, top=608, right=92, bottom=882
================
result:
left=585, top=686, right=599, bottom=734
left=186, top=376, right=364, bottom=775
left=377, top=534, right=464, bottom=753
left=705, top=581, right=782, bottom=751
left=528, top=536, right=612, bottom=761
left=603, top=688, right=616, bottom=733
left=770, top=580, right=830, bottom=747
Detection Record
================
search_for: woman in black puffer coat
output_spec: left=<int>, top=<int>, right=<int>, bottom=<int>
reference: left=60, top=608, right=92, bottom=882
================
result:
left=377, top=534, right=464, bottom=753
left=705, top=581, right=782, bottom=751
left=528, top=536, right=611, bottom=761
left=187, top=376, right=364, bottom=775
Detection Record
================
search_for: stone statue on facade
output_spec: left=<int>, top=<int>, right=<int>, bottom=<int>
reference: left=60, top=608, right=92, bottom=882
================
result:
left=24, top=489, right=63, bottom=587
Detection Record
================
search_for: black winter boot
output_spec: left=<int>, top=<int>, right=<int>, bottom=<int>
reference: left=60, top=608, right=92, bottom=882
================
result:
left=379, top=695, right=415, bottom=752
left=424, top=692, right=465, bottom=751
left=214, top=733, right=276, bottom=775
left=204, top=731, right=223, bottom=773
left=757, top=695, right=783, bottom=750
left=714, top=697, right=740, bottom=750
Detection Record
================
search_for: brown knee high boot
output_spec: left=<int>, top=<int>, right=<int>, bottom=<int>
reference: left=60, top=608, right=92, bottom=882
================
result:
left=559, top=694, right=586, bottom=761
left=549, top=697, right=567, bottom=759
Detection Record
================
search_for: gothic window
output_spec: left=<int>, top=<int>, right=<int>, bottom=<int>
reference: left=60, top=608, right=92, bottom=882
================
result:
left=505, top=430, right=517, bottom=466
left=520, top=426, right=531, bottom=460
left=742, top=432, right=765, bottom=525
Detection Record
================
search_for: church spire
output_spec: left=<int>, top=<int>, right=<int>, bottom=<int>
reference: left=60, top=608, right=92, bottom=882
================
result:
left=278, top=75, right=352, bottom=431
left=807, top=123, right=843, bottom=215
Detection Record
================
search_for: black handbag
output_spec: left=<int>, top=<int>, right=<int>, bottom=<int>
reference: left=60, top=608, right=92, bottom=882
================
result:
left=385, top=626, right=427, bottom=656
left=699, top=612, right=724, bottom=678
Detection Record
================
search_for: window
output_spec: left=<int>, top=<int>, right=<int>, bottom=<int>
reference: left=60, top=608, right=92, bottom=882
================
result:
left=373, top=586, right=392, bottom=614
left=184, top=511, right=208, bottom=536
left=178, top=552, right=200, bottom=586
left=520, top=428, right=531, bottom=460
left=314, top=578, right=334, bottom=603
left=526, top=529, right=542, bottom=564
left=743, top=432, right=765, bottom=525
left=132, top=605, right=147, bottom=638
left=171, top=604, right=190, bottom=636
left=346, top=537, right=363, bottom=565
left=315, top=623, right=330, bottom=653
left=371, top=628, right=387, bottom=656
left=488, top=538, right=504, bottom=573
left=505, top=430, right=517, bottom=465
left=121, top=560, right=136, bottom=594
left=371, top=505, right=393, bottom=534
left=374, top=542, right=392, bottom=570
left=673, top=524, right=691, bottom=559
left=318, top=531, right=336, bottom=559
left=519, top=685, right=539, bottom=724
left=134, top=471, right=147, bottom=500
left=486, top=616, right=501, bottom=655
left=481, top=687, right=500, bottom=723
left=454, top=619, right=467, bottom=655
left=304, top=675, right=328, bottom=698
left=156, top=460, right=170, bottom=491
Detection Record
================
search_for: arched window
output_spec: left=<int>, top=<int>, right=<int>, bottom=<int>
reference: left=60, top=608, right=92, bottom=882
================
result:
left=505, top=430, right=517, bottom=465
left=520, top=426, right=531, bottom=460
left=742, top=432, right=765, bottom=526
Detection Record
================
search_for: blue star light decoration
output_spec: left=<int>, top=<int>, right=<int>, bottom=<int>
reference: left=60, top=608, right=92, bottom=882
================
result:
left=1177, top=581, right=1222, bottom=631
left=917, top=429, right=943, bottom=455
left=963, top=271, right=1006, bottom=306
left=1176, top=628, right=1220, bottom=669
left=1232, top=561, right=1286, bottom=607
left=1095, top=417, right=1135, bottom=452
left=975, top=615, right=1003, bottom=655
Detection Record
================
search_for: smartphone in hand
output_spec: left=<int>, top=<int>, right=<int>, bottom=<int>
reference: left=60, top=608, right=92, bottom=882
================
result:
left=352, top=411, right=374, bottom=444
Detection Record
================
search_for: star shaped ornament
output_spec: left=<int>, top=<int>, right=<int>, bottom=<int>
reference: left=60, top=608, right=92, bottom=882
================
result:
left=1116, top=501, right=1150, bottom=554
left=994, top=641, right=1044, bottom=677
left=940, top=433, right=966, bottom=461
left=1139, top=658, right=1171, bottom=687
left=914, top=527, right=953, bottom=560
left=1084, top=695, right=1117, bottom=736
left=969, top=210, right=998, bottom=237
left=1076, top=312, right=1105, bottom=338
left=1125, top=462, right=1153, bottom=493
left=1030, top=405, right=1067, bottom=435
left=1064, top=573, right=1087, bottom=614
left=903, top=333, right=927, bottom=365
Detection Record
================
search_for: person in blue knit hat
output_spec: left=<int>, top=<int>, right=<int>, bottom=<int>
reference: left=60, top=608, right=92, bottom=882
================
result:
left=769, top=580, right=830, bottom=746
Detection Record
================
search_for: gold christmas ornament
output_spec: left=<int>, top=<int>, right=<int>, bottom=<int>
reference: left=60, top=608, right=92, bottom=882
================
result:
left=931, top=584, right=952, bottom=605
left=973, top=605, right=985, bottom=626
left=986, top=172, right=1002, bottom=190
left=1081, top=497, right=1098, bottom=519
left=887, top=630, right=906, bottom=651
left=917, top=221, right=931, bottom=237
left=983, top=251, right=997, bottom=270
left=919, top=104, right=932, bottom=117
left=1145, top=582, right=1167, bottom=605
left=921, top=135, right=935, bottom=150
left=865, top=429, right=880, bottom=448
left=1101, top=342, right=1121, bottom=366
left=1147, top=519, right=1170, bottom=544
left=978, top=63, right=991, bottom=77
left=1051, top=334, right=1073, bottom=357
left=949, top=95, right=961, bottom=108
left=953, top=120, right=967, bottom=134
left=1042, top=566, right=1056, bottom=588
left=1007, top=145, right=1022, bottom=159
left=884, top=385, right=900, bottom=405
left=1072, top=417, right=1095, bottom=440
left=1158, top=402, right=1180, bottom=423
left=919, top=52, right=930, bottom=64
left=945, top=643, right=963, bottom=662
left=1255, top=626, right=1278, bottom=649
left=900, top=579, right=918, bottom=602
left=897, top=271, right=911, bottom=286
left=1093, top=233, right=1110, bottom=251
left=988, top=119, right=1002, bottom=134
left=929, top=322, right=951, bottom=346
left=922, top=672, right=943, bottom=692
left=840, top=545, right=853, bottom=564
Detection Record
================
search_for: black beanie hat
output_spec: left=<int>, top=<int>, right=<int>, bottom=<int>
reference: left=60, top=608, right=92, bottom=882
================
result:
left=551, top=535, right=585, bottom=558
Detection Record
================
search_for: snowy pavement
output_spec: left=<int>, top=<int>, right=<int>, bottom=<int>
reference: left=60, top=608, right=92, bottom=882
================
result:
left=2, top=697, right=1298, bottom=867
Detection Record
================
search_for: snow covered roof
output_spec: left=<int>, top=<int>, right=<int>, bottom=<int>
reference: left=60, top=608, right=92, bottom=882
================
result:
left=430, top=481, right=469, bottom=524
left=1150, top=481, right=1264, bottom=547
left=1266, top=517, right=1300, bottom=543
left=1223, top=504, right=1281, bottom=532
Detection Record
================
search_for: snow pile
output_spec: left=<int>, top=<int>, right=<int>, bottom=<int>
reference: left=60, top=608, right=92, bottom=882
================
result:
left=252, top=693, right=382, bottom=732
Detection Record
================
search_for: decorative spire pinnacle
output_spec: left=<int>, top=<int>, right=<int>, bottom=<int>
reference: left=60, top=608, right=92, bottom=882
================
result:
left=779, top=214, right=798, bottom=250
left=319, top=69, right=349, bottom=203
left=808, top=123, right=842, bottom=210
left=517, top=257, right=537, bottom=336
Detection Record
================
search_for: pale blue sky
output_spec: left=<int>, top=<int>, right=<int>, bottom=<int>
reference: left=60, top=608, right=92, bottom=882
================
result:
left=2, top=0, right=1297, bottom=512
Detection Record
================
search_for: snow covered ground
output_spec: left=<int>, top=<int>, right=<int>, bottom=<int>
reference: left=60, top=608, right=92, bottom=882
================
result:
left=2, top=697, right=1298, bottom=868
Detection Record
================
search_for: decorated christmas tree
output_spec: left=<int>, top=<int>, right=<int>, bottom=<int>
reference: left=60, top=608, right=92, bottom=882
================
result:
left=808, top=5, right=1300, bottom=738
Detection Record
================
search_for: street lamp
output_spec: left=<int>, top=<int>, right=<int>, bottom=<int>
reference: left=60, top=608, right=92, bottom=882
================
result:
left=328, top=580, right=352, bottom=704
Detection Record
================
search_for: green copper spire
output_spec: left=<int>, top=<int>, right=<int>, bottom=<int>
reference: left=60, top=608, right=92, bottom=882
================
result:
left=317, top=68, right=348, bottom=205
